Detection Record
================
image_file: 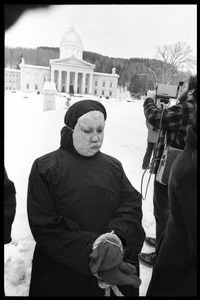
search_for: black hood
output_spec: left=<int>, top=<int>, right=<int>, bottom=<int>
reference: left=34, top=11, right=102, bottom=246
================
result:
left=60, top=99, right=107, bottom=152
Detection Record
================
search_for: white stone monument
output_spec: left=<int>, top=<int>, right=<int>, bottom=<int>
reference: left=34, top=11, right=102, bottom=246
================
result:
left=42, top=81, right=57, bottom=112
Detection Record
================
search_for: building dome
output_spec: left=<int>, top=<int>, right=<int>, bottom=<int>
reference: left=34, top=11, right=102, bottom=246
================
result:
left=60, top=27, right=83, bottom=60
left=61, top=27, right=83, bottom=46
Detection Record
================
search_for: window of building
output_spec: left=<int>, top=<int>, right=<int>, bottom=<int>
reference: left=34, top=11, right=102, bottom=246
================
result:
left=94, top=90, right=97, bottom=94
left=110, top=82, right=112, bottom=88
left=102, top=90, right=104, bottom=95
left=103, top=82, right=105, bottom=87
left=109, top=91, right=112, bottom=96
left=95, top=81, right=98, bottom=86
left=26, top=84, right=29, bottom=89
left=35, top=84, right=38, bottom=90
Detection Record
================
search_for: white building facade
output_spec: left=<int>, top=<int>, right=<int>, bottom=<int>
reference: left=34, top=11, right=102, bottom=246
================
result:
left=5, top=27, right=119, bottom=98
left=4, top=68, right=21, bottom=91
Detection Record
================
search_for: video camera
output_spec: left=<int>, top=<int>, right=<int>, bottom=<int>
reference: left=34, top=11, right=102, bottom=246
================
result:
left=155, top=84, right=179, bottom=106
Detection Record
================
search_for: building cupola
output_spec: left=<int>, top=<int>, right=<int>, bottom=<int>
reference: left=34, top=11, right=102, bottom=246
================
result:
left=59, top=27, right=83, bottom=60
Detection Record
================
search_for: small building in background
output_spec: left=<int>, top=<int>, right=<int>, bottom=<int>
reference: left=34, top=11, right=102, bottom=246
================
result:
left=4, top=68, right=21, bottom=91
left=42, top=81, right=57, bottom=112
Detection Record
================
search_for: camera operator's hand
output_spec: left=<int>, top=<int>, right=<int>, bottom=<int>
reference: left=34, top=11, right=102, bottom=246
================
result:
left=146, top=90, right=156, bottom=101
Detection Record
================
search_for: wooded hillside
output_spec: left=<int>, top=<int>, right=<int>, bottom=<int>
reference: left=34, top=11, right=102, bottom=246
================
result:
left=5, top=46, right=189, bottom=96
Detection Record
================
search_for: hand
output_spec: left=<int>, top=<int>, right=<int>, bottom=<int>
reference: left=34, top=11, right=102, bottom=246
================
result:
left=98, top=262, right=141, bottom=288
left=89, top=240, right=123, bottom=273
left=146, top=90, right=156, bottom=101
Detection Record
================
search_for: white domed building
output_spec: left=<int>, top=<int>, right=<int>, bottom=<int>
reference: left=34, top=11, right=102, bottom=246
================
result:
left=6, top=27, right=119, bottom=98
left=59, top=27, right=83, bottom=60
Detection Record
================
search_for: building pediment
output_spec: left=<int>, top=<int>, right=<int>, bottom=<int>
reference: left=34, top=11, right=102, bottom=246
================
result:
left=50, top=57, right=95, bottom=69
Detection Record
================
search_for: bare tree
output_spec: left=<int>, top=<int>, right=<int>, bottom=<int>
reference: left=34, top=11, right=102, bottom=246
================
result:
left=138, top=67, right=158, bottom=90
left=138, top=41, right=196, bottom=89
left=154, top=41, right=196, bottom=84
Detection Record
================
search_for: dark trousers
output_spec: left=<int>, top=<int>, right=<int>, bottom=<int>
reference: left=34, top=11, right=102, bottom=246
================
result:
left=153, top=178, right=170, bottom=247
left=142, top=142, right=155, bottom=169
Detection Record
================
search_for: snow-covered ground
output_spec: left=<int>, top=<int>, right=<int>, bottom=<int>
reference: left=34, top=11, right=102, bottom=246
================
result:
left=4, top=90, right=155, bottom=296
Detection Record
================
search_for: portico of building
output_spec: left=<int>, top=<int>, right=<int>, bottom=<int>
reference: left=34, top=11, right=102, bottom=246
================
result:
left=50, top=57, right=95, bottom=94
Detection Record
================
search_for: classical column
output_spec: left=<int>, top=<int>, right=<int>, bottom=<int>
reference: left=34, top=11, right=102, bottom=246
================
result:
left=82, top=73, right=85, bottom=94
left=56, top=70, right=59, bottom=92
left=89, top=73, right=93, bottom=94
left=66, top=71, right=70, bottom=93
left=58, top=70, right=62, bottom=92
left=51, top=68, right=54, bottom=82
left=74, top=72, right=78, bottom=94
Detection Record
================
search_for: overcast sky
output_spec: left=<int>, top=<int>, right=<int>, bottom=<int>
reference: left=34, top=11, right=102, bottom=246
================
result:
left=5, top=4, right=197, bottom=60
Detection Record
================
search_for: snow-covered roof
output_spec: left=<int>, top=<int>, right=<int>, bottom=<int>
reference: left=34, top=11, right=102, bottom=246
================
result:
left=19, top=63, right=50, bottom=70
left=5, top=68, right=21, bottom=72
left=93, top=72, right=119, bottom=78
left=42, top=81, right=57, bottom=92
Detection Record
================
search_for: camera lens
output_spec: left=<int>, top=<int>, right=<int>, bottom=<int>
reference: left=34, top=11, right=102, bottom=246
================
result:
left=160, top=98, right=169, bottom=104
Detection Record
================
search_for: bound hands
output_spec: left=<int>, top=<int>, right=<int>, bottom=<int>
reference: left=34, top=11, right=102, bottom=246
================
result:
left=89, top=235, right=141, bottom=288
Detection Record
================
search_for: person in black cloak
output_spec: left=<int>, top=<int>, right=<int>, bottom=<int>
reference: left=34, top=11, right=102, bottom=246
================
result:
left=146, top=107, right=197, bottom=296
left=4, top=167, right=16, bottom=296
left=27, top=99, right=145, bottom=297
left=4, top=167, right=16, bottom=245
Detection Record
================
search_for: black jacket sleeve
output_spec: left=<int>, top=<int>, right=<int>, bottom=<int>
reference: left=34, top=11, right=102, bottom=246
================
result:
left=27, top=161, right=99, bottom=276
left=4, top=167, right=16, bottom=244
left=104, top=164, right=145, bottom=259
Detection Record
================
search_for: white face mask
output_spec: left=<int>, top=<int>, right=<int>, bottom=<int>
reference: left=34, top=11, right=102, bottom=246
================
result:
left=72, top=111, right=105, bottom=157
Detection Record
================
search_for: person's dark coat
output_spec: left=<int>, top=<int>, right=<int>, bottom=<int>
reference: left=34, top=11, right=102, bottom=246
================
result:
left=4, top=167, right=16, bottom=244
left=27, top=100, right=145, bottom=296
left=146, top=116, right=197, bottom=296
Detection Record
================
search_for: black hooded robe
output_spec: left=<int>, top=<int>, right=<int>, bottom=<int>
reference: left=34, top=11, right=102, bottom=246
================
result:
left=27, top=148, right=145, bottom=296
left=27, top=100, right=145, bottom=296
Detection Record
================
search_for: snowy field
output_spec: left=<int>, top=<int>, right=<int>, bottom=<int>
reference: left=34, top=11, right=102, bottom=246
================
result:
left=4, top=90, right=155, bottom=296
